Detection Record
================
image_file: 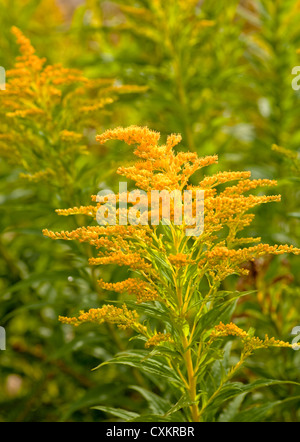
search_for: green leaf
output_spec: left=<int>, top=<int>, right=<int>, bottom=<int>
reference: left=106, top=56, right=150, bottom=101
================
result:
left=121, top=301, right=173, bottom=327
left=130, top=413, right=184, bottom=422
left=218, top=393, right=246, bottom=422
left=164, top=393, right=197, bottom=417
left=194, top=291, right=256, bottom=342
left=233, top=396, right=300, bottom=423
left=130, top=386, right=170, bottom=415
left=194, top=298, right=238, bottom=339
left=93, top=350, right=182, bottom=385
left=204, top=379, right=300, bottom=416
left=234, top=396, right=300, bottom=422
left=203, top=341, right=233, bottom=395
left=92, top=406, right=139, bottom=421
left=233, top=402, right=278, bottom=422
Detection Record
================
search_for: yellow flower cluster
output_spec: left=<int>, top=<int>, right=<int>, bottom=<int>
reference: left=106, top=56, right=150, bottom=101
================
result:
left=19, top=169, right=55, bottom=183
left=201, top=244, right=300, bottom=279
left=59, top=130, right=83, bottom=143
left=210, top=322, right=293, bottom=355
left=55, top=206, right=99, bottom=218
left=199, top=171, right=252, bottom=190
left=89, top=252, right=151, bottom=271
left=199, top=244, right=299, bottom=282
left=98, top=278, right=158, bottom=303
left=272, top=144, right=299, bottom=161
left=145, top=333, right=174, bottom=348
left=59, top=304, right=141, bottom=331
left=168, top=254, right=195, bottom=268
left=221, top=179, right=278, bottom=196
left=97, top=126, right=218, bottom=191
left=0, top=30, right=145, bottom=185
left=44, top=225, right=149, bottom=242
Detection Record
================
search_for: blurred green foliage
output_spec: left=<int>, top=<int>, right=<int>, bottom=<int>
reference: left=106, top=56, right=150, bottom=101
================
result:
left=0, top=0, right=299, bottom=422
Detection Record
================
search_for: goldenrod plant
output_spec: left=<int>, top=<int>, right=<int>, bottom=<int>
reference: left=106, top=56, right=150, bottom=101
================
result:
left=1, top=0, right=300, bottom=424
left=0, top=28, right=146, bottom=201
left=81, top=0, right=300, bottom=163
left=0, top=25, right=146, bottom=422
left=0, top=0, right=64, bottom=68
left=44, top=126, right=300, bottom=422
left=76, top=0, right=249, bottom=155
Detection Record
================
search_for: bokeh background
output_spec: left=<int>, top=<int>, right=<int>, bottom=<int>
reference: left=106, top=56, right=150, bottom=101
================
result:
left=0, top=0, right=300, bottom=422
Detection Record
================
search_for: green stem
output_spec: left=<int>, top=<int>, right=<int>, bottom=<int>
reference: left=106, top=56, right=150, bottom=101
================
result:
left=182, top=335, right=199, bottom=422
left=173, top=231, right=199, bottom=421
